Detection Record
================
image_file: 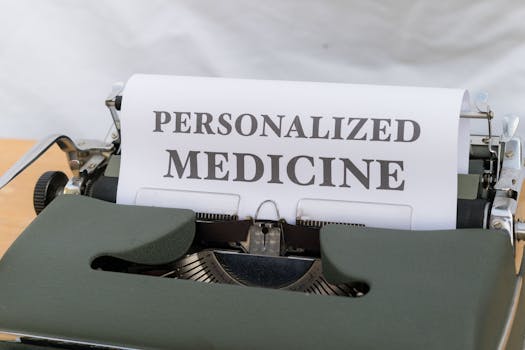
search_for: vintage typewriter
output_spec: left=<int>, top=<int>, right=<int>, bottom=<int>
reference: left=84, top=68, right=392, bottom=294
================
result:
left=0, top=84, right=524, bottom=350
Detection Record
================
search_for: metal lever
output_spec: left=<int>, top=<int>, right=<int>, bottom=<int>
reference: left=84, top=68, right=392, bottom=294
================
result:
left=105, top=82, right=124, bottom=141
left=470, top=92, right=497, bottom=158
left=0, top=135, right=113, bottom=191
left=490, top=136, right=522, bottom=244
left=502, top=115, right=520, bottom=142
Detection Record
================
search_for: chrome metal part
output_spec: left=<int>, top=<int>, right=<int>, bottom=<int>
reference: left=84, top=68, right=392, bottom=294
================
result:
left=72, top=139, right=113, bottom=152
left=488, top=115, right=525, bottom=247
left=0, top=134, right=113, bottom=192
left=297, top=219, right=365, bottom=228
left=105, top=82, right=124, bottom=139
left=496, top=274, right=523, bottom=350
left=495, top=138, right=522, bottom=193
left=247, top=200, right=284, bottom=255
left=0, top=332, right=135, bottom=350
left=462, top=108, right=498, bottom=162
left=470, top=134, right=501, bottom=192
left=490, top=139, right=523, bottom=244
left=63, top=177, right=84, bottom=195
left=0, top=135, right=65, bottom=190
left=247, top=222, right=281, bottom=256
left=490, top=193, right=516, bottom=243
left=490, top=134, right=522, bottom=244
left=474, top=93, right=497, bottom=157
left=253, top=199, right=281, bottom=221
left=80, top=154, right=107, bottom=175
left=483, top=201, right=491, bottom=229
left=460, top=111, right=494, bottom=119
left=491, top=138, right=521, bottom=244
left=470, top=134, right=501, bottom=146
left=196, top=212, right=238, bottom=222
left=502, top=115, right=519, bottom=142
left=0, top=135, right=71, bottom=190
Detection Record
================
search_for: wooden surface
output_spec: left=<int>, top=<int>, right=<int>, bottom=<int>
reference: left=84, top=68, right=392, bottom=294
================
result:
left=0, top=139, right=72, bottom=258
left=514, top=180, right=525, bottom=272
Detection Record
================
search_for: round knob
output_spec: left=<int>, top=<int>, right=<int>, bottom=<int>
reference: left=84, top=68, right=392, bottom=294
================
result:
left=33, top=171, right=69, bottom=215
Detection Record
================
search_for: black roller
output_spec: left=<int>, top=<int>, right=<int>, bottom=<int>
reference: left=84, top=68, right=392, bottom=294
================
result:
left=457, top=199, right=490, bottom=228
left=115, top=95, right=122, bottom=111
left=33, top=171, right=69, bottom=215
left=86, top=175, right=118, bottom=203
left=79, top=172, right=491, bottom=229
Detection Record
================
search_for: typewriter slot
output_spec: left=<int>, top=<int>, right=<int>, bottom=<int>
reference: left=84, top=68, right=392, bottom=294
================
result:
left=90, top=205, right=369, bottom=297
left=91, top=249, right=369, bottom=297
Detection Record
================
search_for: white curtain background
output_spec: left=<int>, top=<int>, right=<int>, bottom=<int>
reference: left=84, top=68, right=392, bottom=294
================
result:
left=0, top=0, right=524, bottom=140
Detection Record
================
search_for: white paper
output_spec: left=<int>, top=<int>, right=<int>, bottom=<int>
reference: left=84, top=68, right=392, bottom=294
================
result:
left=117, top=74, right=469, bottom=230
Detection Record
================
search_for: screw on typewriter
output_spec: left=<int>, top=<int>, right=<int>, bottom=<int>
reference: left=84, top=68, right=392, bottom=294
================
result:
left=0, top=88, right=524, bottom=296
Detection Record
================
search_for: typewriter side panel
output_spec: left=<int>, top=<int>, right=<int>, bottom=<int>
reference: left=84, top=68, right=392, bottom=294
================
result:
left=506, top=251, right=525, bottom=350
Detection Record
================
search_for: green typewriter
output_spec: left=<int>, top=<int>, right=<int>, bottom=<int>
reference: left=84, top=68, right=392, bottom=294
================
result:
left=0, top=82, right=524, bottom=350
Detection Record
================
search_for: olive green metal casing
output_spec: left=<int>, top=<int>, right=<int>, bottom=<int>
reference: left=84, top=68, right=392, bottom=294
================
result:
left=0, top=195, right=522, bottom=349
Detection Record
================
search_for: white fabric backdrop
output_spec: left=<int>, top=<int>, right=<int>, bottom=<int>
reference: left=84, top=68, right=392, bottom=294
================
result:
left=0, top=0, right=524, bottom=140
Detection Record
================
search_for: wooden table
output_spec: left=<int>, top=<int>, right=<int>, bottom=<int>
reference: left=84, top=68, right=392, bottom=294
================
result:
left=0, top=139, right=72, bottom=258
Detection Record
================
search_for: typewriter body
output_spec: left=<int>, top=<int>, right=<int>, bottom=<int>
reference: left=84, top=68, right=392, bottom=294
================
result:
left=0, top=85, right=525, bottom=350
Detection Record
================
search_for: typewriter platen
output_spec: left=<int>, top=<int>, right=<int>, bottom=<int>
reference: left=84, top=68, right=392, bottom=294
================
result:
left=0, top=85, right=524, bottom=350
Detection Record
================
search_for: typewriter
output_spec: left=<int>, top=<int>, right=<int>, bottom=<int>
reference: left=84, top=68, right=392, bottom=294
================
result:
left=0, top=84, right=524, bottom=350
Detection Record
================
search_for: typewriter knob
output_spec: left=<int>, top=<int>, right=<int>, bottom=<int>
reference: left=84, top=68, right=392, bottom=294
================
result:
left=33, top=171, right=69, bottom=215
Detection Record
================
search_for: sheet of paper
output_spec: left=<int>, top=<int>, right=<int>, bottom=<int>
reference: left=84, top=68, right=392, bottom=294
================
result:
left=117, top=74, right=469, bottom=230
